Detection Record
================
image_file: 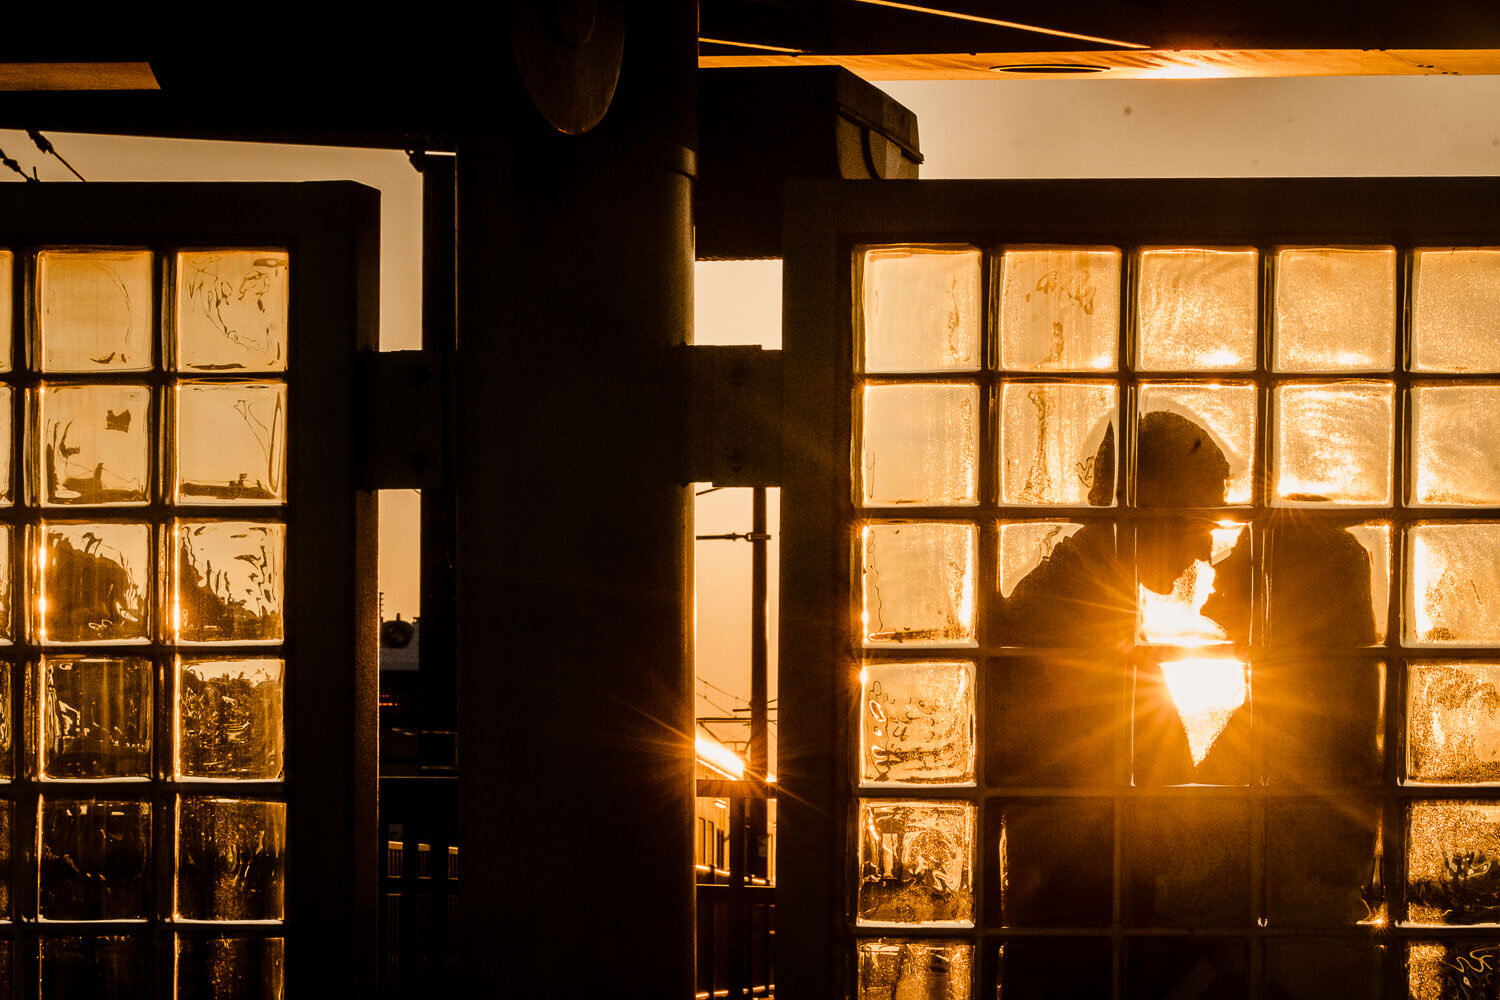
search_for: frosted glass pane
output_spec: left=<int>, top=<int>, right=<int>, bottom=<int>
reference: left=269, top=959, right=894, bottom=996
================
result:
left=39, top=656, right=152, bottom=780
left=1408, top=663, right=1500, bottom=783
left=177, top=657, right=284, bottom=780
left=1267, top=523, right=1389, bottom=646
left=175, top=381, right=287, bottom=504
left=1273, top=247, right=1396, bottom=372
left=1413, top=248, right=1500, bottom=373
left=36, top=249, right=154, bottom=372
left=859, top=660, right=974, bottom=785
left=1409, top=942, right=1500, bottom=999
left=176, top=936, right=284, bottom=1000
left=1407, top=523, right=1500, bottom=646
left=1138, top=521, right=1249, bottom=647
left=1411, top=384, right=1500, bottom=506
left=861, top=522, right=976, bottom=646
left=37, top=384, right=151, bottom=506
left=997, top=521, right=1084, bottom=600
left=860, top=383, right=978, bottom=507
left=859, top=246, right=980, bottom=373
left=1138, top=383, right=1255, bottom=505
left=173, top=521, right=285, bottom=644
left=1136, top=248, right=1257, bottom=371
left=1273, top=381, right=1394, bottom=506
left=0, top=386, right=12, bottom=505
left=39, top=798, right=150, bottom=920
left=856, top=799, right=973, bottom=925
left=999, top=381, right=1116, bottom=506
left=0, top=250, right=11, bottom=373
left=0, top=525, right=13, bottom=644
left=998, top=247, right=1119, bottom=371
left=36, top=522, right=150, bottom=645
left=857, top=939, right=971, bottom=1000
left=175, top=251, right=288, bottom=372
left=992, top=523, right=1121, bottom=647
left=176, top=797, right=286, bottom=921
left=1407, top=800, right=1500, bottom=924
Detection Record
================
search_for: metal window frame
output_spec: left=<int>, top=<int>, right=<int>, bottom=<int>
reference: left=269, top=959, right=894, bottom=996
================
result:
left=779, top=177, right=1500, bottom=999
left=0, top=182, right=378, bottom=998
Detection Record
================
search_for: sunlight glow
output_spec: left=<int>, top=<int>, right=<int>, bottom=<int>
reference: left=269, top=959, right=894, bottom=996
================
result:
left=1137, top=561, right=1229, bottom=647
left=1160, top=657, right=1248, bottom=765
left=696, top=733, right=746, bottom=779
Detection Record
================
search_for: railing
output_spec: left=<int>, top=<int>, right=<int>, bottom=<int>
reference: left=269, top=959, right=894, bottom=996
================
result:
left=697, top=779, right=776, bottom=999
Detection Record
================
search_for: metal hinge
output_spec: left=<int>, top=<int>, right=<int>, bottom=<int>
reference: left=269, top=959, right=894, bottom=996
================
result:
left=685, top=345, right=783, bottom=487
left=359, top=349, right=448, bottom=489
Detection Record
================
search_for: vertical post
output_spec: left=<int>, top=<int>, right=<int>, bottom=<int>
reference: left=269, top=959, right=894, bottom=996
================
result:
left=748, top=485, right=769, bottom=881
left=456, top=5, right=698, bottom=997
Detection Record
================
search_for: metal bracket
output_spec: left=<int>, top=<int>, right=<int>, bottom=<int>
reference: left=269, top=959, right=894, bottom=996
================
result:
left=360, top=349, right=448, bottom=489
left=686, top=344, right=783, bottom=486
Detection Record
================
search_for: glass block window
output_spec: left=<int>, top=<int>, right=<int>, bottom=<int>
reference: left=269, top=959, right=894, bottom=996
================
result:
left=0, top=247, right=288, bottom=995
left=846, top=239, right=1500, bottom=997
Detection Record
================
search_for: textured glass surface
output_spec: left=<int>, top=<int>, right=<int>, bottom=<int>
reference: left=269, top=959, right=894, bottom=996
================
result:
left=36, top=522, right=150, bottom=644
left=999, top=381, right=1117, bottom=506
left=859, top=246, right=980, bottom=373
left=1408, top=800, right=1500, bottom=925
left=1265, top=939, right=1383, bottom=1000
left=176, top=797, right=286, bottom=921
left=1265, top=798, right=1382, bottom=925
left=36, top=249, right=154, bottom=372
left=1138, top=522, right=1249, bottom=648
left=1407, top=523, right=1500, bottom=647
left=987, top=657, right=1118, bottom=786
left=0, top=526, right=13, bottom=644
left=39, top=656, right=151, bottom=779
left=0, top=666, right=10, bottom=779
left=173, top=522, right=285, bottom=644
left=861, top=522, right=976, bottom=647
left=860, top=383, right=979, bottom=507
left=36, top=384, right=151, bottom=506
left=1260, top=659, right=1385, bottom=786
left=175, top=381, right=286, bottom=504
left=0, top=249, right=11, bottom=372
left=1125, top=798, right=1250, bottom=926
left=1138, top=383, right=1255, bottom=504
left=1413, top=248, right=1500, bottom=373
left=1136, top=247, right=1257, bottom=371
left=997, top=521, right=1084, bottom=601
left=177, top=657, right=284, bottom=780
left=40, top=937, right=147, bottom=1000
left=1409, top=941, right=1500, bottom=1000
left=857, top=799, right=974, bottom=925
left=175, top=251, right=288, bottom=372
left=856, top=938, right=971, bottom=1000
left=0, top=803, right=9, bottom=915
left=176, top=936, right=285, bottom=1000
left=1272, top=381, right=1394, bottom=505
left=996, top=799, right=1112, bottom=926
left=998, top=247, right=1120, bottom=371
left=39, top=797, right=151, bottom=920
left=1273, top=246, right=1397, bottom=372
left=1409, top=663, right=1500, bottom=783
left=1267, top=522, right=1389, bottom=646
left=0, top=386, right=12, bottom=504
left=1411, top=384, right=1500, bottom=506
left=1133, top=655, right=1251, bottom=785
left=860, top=660, right=974, bottom=785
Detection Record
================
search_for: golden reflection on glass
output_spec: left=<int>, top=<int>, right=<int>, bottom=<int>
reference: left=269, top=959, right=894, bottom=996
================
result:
left=998, top=246, right=1120, bottom=372
left=1408, top=941, right=1500, bottom=1000
left=860, top=383, right=979, bottom=507
left=174, top=381, right=287, bottom=504
left=997, top=521, right=1084, bottom=600
left=861, top=522, right=976, bottom=647
left=1413, top=248, right=1500, bottom=373
left=0, top=249, right=11, bottom=372
left=1138, top=384, right=1255, bottom=505
left=857, top=938, right=972, bottom=1000
left=175, top=657, right=285, bottom=781
left=859, top=246, right=981, bottom=374
left=175, top=251, right=289, bottom=373
left=38, top=656, right=152, bottom=780
left=33, top=522, right=150, bottom=645
left=1136, top=247, right=1257, bottom=371
left=175, top=797, right=286, bottom=921
left=36, top=249, right=154, bottom=372
left=39, top=797, right=151, bottom=920
left=998, top=381, right=1117, bottom=506
left=1407, top=523, right=1500, bottom=646
left=1408, top=663, right=1500, bottom=784
left=1137, top=521, right=1247, bottom=648
left=859, top=661, right=975, bottom=786
left=35, top=384, right=151, bottom=506
left=857, top=799, right=974, bottom=926
left=1272, top=247, right=1396, bottom=372
left=1411, top=384, right=1500, bottom=506
left=1407, top=799, right=1500, bottom=925
left=1157, top=656, right=1249, bottom=767
left=1272, top=381, right=1394, bottom=505
left=172, top=521, right=284, bottom=645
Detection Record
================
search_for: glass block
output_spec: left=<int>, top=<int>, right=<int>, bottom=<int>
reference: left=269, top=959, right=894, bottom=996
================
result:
left=860, top=383, right=978, bottom=507
left=992, top=522, right=1126, bottom=647
left=176, top=936, right=285, bottom=1000
left=1408, top=800, right=1500, bottom=925
left=173, top=522, right=285, bottom=644
left=992, top=799, right=1112, bottom=926
left=35, top=249, right=154, bottom=372
left=1411, top=384, right=1500, bottom=506
left=175, top=251, right=289, bottom=372
left=0, top=665, right=11, bottom=779
left=0, top=526, right=13, bottom=644
left=1260, top=658, right=1385, bottom=786
left=39, top=798, right=150, bottom=920
left=999, top=940, right=1112, bottom=999
left=177, top=657, right=284, bottom=781
left=1139, top=520, right=1250, bottom=647
left=997, top=246, right=1120, bottom=371
left=987, top=656, right=1118, bottom=786
left=36, top=384, right=151, bottom=506
left=1409, top=663, right=1500, bottom=783
left=1408, top=941, right=1500, bottom=1000
left=1133, top=655, right=1251, bottom=785
left=1126, top=938, right=1247, bottom=1000
left=1268, top=522, right=1389, bottom=646
left=174, top=381, right=287, bottom=505
left=1273, top=247, right=1397, bottom=372
left=861, top=523, right=976, bottom=647
left=1266, top=939, right=1383, bottom=1000
left=856, top=938, right=971, bottom=1000
left=35, top=522, right=150, bottom=645
left=1413, top=248, right=1500, bottom=373
left=39, top=657, right=151, bottom=779
left=0, top=249, right=11, bottom=372
left=1272, top=381, right=1394, bottom=506
left=856, top=798, right=973, bottom=925
left=1125, top=798, right=1250, bottom=927
left=0, top=802, right=10, bottom=916
left=998, top=381, right=1117, bottom=506
left=40, top=936, right=147, bottom=1000
left=1265, top=798, right=1382, bottom=925
left=860, top=661, right=973, bottom=785
left=1138, top=384, right=1254, bottom=505
left=1136, top=247, right=1257, bottom=371
left=859, top=246, right=980, bottom=373
left=0, top=386, right=13, bottom=504
left=176, top=797, right=286, bottom=921
left=1407, top=523, right=1500, bottom=646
